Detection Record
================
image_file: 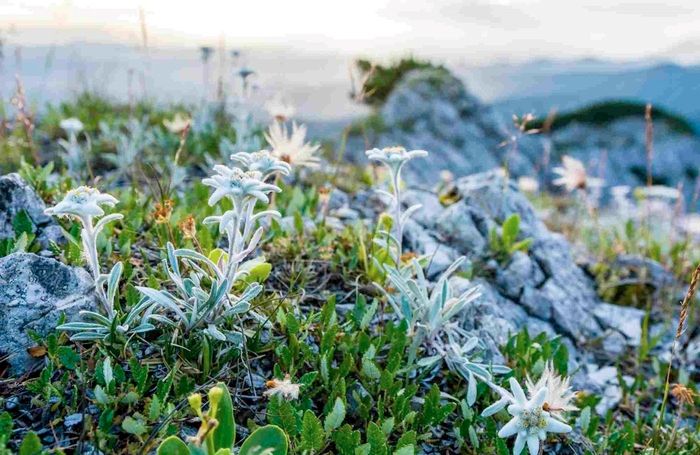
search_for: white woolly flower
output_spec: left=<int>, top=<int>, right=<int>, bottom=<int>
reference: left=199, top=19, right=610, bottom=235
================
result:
left=231, top=150, right=291, bottom=177
left=487, top=378, right=572, bottom=455
left=264, top=122, right=320, bottom=168
left=44, top=187, right=122, bottom=316
left=526, top=362, right=578, bottom=416
left=366, top=146, right=428, bottom=175
left=679, top=213, right=700, bottom=237
left=44, top=186, right=119, bottom=221
left=263, top=376, right=301, bottom=400
left=265, top=94, right=296, bottom=122
left=552, top=155, right=603, bottom=192
left=518, top=176, right=539, bottom=193
left=163, top=113, right=191, bottom=134
left=60, top=118, right=84, bottom=135
left=202, top=166, right=281, bottom=207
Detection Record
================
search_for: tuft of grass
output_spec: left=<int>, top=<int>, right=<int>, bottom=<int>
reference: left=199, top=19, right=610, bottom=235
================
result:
left=353, top=57, right=448, bottom=107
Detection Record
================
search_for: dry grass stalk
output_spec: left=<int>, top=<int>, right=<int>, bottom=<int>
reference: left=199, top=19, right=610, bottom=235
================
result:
left=655, top=262, right=700, bottom=445
left=644, top=103, right=654, bottom=187
left=676, top=263, right=700, bottom=340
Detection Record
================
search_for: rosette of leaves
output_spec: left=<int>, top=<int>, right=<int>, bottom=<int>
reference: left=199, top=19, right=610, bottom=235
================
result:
left=379, top=257, right=510, bottom=405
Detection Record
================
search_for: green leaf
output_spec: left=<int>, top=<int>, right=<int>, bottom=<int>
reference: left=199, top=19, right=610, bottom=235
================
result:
left=19, top=431, right=42, bottom=455
left=395, top=431, right=416, bottom=450
left=121, top=416, right=147, bottom=436
left=267, top=397, right=300, bottom=437
left=98, top=409, right=114, bottom=433
left=212, top=383, right=236, bottom=451
left=0, top=411, right=14, bottom=438
left=578, top=406, right=591, bottom=434
left=57, top=346, right=80, bottom=370
left=102, top=357, right=114, bottom=386
left=149, top=396, right=162, bottom=421
left=393, top=446, right=414, bottom=455
left=501, top=214, right=520, bottom=247
left=334, top=425, right=361, bottom=455
left=94, top=385, right=109, bottom=405
left=301, top=411, right=324, bottom=452
left=324, top=397, right=346, bottom=433
left=239, top=425, right=288, bottom=455
left=13, top=210, right=34, bottom=236
left=157, top=436, right=190, bottom=455
left=366, top=422, right=388, bottom=455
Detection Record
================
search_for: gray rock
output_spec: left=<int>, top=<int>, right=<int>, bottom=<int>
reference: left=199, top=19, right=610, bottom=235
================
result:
left=345, top=68, right=523, bottom=183
left=0, top=253, right=96, bottom=375
left=593, top=303, right=645, bottom=346
left=403, top=219, right=461, bottom=277
left=435, top=203, right=489, bottom=256
left=402, top=189, right=444, bottom=229
left=0, top=173, right=61, bottom=248
left=496, top=251, right=545, bottom=300
left=600, top=330, right=629, bottom=357
left=328, top=188, right=350, bottom=211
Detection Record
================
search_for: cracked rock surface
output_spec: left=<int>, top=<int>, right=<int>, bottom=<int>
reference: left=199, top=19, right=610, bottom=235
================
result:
left=0, top=173, right=62, bottom=248
left=349, top=170, right=660, bottom=414
left=0, top=253, right=96, bottom=375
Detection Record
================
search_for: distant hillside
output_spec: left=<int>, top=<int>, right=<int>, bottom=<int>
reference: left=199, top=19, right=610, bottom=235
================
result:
left=464, top=61, right=700, bottom=128
left=530, top=100, right=696, bottom=136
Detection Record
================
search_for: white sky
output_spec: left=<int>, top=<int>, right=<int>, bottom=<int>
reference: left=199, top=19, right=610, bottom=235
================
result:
left=2, top=0, right=700, bottom=63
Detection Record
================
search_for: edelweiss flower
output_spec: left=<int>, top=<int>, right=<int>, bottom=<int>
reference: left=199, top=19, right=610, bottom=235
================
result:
left=265, top=94, right=296, bottom=122
left=263, top=375, right=300, bottom=400
left=202, top=165, right=280, bottom=207
left=60, top=118, right=84, bottom=135
left=231, top=150, right=291, bottom=177
left=44, top=186, right=119, bottom=221
left=526, top=362, right=578, bottom=416
left=365, top=146, right=428, bottom=175
left=518, top=176, right=540, bottom=193
left=679, top=214, right=700, bottom=237
left=264, top=122, right=320, bottom=168
left=489, top=378, right=572, bottom=455
left=553, top=155, right=602, bottom=192
left=163, top=113, right=191, bottom=134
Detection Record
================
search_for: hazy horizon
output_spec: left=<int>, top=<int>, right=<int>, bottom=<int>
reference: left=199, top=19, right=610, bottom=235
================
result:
left=3, top=1, right=700, bottom=65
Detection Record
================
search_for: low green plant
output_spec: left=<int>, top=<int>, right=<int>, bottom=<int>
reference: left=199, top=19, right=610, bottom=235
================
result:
left=488, top=214, right=533, bottom=263
left=157, top=383, right=288, bottom=455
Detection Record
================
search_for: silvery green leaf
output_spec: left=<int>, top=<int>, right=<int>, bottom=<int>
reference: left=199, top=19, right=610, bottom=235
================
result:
left=400, top=203, right=422, bottom=226
left=206, top=324, right=227, bottom=341
left=481, top=397, right=509, bottom=417
left=461, top=362, right=491, bottom=381
left=324, top=397, right=346, bottom=432
left=416, top=355, right=442, bottom=367
left=78, top=310, right=112, bottom=326
left=58, top=322, right=109, bottom=331
left=222, top=301, right=250, bottom=317
left=94, top=213, right=123, bottom=236
left=69, top=332, right=108, bottom=341
left=137, top=287, right=188, bottom=322
left=103, top=357, right=113, bottom=385
left=467, top=372, right=477, bottom=406
left=106, top=262, right=123, bottom=305
left=130, top=323, right=156, bottom=334
left=166, top=242, right=180, bottom=276
left=224, top=330, right=244, bottom=345
left=491, top=364, right=512, bottom=375
left=94, top=385, right=109, bottom=405
left=461, top=337, right=479, bottom=354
